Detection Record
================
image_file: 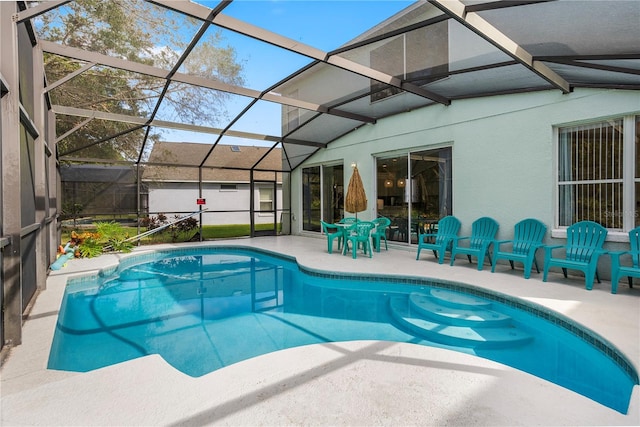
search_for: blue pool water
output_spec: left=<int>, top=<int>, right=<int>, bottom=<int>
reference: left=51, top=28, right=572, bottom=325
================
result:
left=48, top=247, right=637, bottom=414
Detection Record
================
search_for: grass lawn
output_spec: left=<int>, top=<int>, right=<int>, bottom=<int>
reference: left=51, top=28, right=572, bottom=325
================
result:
left=60, top=223, right=280, bottom=246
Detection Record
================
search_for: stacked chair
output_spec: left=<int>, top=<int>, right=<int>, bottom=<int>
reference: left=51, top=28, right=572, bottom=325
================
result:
left=371, top=217, right=391, bottom=252
left=343, top=221, right=375, bottom=259
left=320, top=220, right=343, bottom=254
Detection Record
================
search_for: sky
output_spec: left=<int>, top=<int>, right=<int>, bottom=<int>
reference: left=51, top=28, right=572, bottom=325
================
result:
left=161, top=0, right=414, bottom=145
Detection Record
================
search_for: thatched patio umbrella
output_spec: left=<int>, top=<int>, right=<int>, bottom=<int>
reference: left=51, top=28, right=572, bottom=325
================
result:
left=345, top=166, right=367, bottom=220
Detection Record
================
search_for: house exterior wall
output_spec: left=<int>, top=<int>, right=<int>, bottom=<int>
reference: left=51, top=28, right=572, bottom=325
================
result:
left=147, top=181, right=283, bottom=226
left=290, top=88, right=640, bottom=278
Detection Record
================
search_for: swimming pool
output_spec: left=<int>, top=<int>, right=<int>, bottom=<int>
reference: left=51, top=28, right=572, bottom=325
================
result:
left=48, top=246, right=638, bottom=414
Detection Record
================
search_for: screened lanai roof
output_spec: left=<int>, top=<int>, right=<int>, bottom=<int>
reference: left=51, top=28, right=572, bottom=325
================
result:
left=18, top=0, right=640, bottom=173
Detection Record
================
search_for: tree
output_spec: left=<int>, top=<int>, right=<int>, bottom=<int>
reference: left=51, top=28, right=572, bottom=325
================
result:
left=37, top=0, right=245, bottom=161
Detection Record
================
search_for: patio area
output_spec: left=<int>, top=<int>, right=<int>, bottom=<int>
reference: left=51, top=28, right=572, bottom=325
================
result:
left=1, top=235, right=638, bottom=426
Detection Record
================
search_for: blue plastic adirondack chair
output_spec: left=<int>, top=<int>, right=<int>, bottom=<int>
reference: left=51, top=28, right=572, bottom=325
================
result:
left=320, top=220, right=343, bottom=254
left=450, top=217, right=499, bottom=271
left=491, top=218, right=547, bottom=279
left=609, top=226, right=640, bottom=294
left=542, top=220, right=608, bottom=290
left=371, top=217, right=391, bottom=252
left=343, top=221, right=375, bottom=259
left=416, top=216, right=461, bottom=263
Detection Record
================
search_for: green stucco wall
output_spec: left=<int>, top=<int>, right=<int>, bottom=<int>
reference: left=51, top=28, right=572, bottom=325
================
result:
left=292, top=88, right=640, bottom=266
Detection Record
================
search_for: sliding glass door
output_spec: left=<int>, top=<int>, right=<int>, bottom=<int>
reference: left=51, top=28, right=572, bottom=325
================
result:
left=377, top=147, right=452, bottom=244
left=322, top=164, right=344, bottom=224
left=302, top=166, right=320, bottom=231
left=377, top=156, right=409, bottom=243
left=411, top=148, right=452, bottom=241
left=302, top=164, right=344, bottom=231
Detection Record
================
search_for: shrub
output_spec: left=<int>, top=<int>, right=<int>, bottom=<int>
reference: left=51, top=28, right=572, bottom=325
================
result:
left=139, top=214, right=199, bottom=242
left=69, top=221, right=134, bottom=258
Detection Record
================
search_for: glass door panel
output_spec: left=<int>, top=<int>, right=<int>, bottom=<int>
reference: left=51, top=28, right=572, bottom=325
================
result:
left=302, top=166, right=321, bottom=231
left=410, top=147, right=452, bottom=242
left=322, top=164, right=344, bottom=223
left=376, top=147, right=452, bottom=244
left=376, top=156, right=409, bottom=243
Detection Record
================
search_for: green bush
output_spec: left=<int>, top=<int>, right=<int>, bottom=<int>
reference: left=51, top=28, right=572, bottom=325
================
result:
left=68, top=221, right=134, bottom=258
left=139, top=214, right=199, bottom=242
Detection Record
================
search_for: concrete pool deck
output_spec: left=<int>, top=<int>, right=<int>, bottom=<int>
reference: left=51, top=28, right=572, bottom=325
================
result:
left=1, top=235, right=639, bottom=426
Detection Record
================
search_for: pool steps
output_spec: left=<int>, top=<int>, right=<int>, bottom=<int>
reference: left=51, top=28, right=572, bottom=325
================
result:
left=408, top=292, right=512, bottom=328
left=429, top=288, right=493, bottom=308
left=390, top=290, right=533, bottom=349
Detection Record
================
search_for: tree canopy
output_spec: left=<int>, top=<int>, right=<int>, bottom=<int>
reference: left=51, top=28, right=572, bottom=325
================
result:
left=37, top=0, right=245, bottom=162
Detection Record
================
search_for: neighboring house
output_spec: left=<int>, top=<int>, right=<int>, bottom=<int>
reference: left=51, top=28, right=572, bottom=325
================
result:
left=285, top=3, right=640, bottom=280
left=143, top=142, right=283, bottom=226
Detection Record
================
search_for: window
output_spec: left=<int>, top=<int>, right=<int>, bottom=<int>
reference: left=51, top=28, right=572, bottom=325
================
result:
left=259, top=187, right=273, bottom=212
left=557, top=115, right=639, bottom=231
left=220, top=184, right=237, bottom=191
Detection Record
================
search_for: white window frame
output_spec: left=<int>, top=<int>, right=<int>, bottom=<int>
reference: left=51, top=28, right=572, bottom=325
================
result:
left=553, top=114, right=638, bottom=242
left=258, top=186, right=274, bottom=214
left=219, top=183, right=238, bottom=192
